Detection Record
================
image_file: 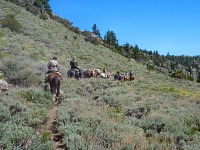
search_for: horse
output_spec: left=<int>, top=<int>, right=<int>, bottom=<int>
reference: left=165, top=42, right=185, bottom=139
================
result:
left=124, top=75, right=130, bottom=81
left=114, top=74, right=124, bottom=81
left=91, top=68, right=101, bottom=78
left=0, top=79, right=8, bottom=92
left=130, top=75, right=135, bottom=81
left=124, top=75, right=135, bottom=81
left=45, top=72, right=62, bottom=102
left=98, top=72, right=110, bottom=79
left=98, top=73, right=108, bottom=78
left=82, top=69, right=92, bottom=78
left=67, top=69, right=81, bottom=80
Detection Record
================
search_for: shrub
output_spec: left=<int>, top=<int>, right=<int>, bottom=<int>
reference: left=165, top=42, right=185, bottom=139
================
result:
left=0, top=106, right=11, bottom=122
left=197, top=78, right=200, bottom=83
left=186, top=75, right=194, bottom=81
left=171, top=70, right=184, bottom=79
left=147, top=63, right=154, bottom=71
left=16, top=89, right=52, bottom=106
left=0, top=121, right=33, bottom=150
left=25, top=4, right=40, bottom=16
left=0, top=59, right=23, bottom=77
left=18, top=68, right=41, bottom=87
left=1, top=14, right=22, bottom=33
left=0, top=32, right=4, bottom=38
left=68, top=26, right=81, bottom=34
left=0, top=59, right=42, bottom=87
left=73, top=36, right=77, bottom=40
left=39, top=13, right=48, bottom=20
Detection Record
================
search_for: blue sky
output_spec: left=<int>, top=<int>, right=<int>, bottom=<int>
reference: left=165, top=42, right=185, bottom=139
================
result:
left=49, top=0, right=200, bottom=56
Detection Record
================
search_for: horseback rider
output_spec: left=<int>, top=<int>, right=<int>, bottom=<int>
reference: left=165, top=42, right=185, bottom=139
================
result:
left=116, top=69, right=120, bottom=75
left=70, top=56, right=82, bottom=77
left=125, top=71, right=128, bottom=76
left=47, top=56, right=58, bottom=72
left=44, top=56, right=62, bottom=82
left=130, top=69, right=134, bottom=77
left=115, top=69, right=123, bottom=80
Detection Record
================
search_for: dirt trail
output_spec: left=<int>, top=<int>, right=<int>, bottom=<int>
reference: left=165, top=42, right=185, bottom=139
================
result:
left=46, top=103, right=67, bottom=150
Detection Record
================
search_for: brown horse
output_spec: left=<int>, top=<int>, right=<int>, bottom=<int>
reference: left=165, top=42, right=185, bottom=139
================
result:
left=130, top=75, right=135, bottom=81
left=91, top=68, right=101, bottom=78
left=124, top=75, right=130, bottom=81
left=45, top=72, right=62, bottom=101
left=124, top=75, right=135, bottom=81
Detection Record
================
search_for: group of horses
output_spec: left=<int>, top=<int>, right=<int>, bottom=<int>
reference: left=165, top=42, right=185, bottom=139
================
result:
left=45, top=68, right=134, bottom=101
left=67, top=68, right=110, bottom=80
left=114, top=73, right=135, bottom=81
left=45, top=68, right=110, bottom=100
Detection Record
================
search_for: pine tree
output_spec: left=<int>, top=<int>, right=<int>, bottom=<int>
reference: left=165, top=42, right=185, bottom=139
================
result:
left=104, top=30, right=118, bottom=46
left=34, top=0, right=52, bottom=13
left=92, top=24, right=101, bottom=37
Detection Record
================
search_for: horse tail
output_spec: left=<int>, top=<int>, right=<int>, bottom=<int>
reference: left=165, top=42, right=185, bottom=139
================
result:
left=52, top=77, right=58, bottom=94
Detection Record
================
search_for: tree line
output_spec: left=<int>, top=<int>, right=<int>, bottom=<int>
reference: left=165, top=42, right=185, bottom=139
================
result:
left=91, top=24, right=200, bottom=82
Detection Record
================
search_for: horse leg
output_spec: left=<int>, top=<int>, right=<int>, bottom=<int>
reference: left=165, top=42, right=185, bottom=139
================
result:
left=49, top=83, right=53, bottom=93
left=51, top=77, right=57, bottom=95
left=56, top=81, right=60, bottom=97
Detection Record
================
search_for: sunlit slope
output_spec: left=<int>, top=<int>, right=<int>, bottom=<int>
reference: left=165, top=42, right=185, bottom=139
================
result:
left=1, top=1, right=200, bottom=149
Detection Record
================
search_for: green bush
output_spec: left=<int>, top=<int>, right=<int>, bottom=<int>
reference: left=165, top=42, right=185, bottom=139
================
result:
left=39, top=13, right=48, bottom=20
left=186, top=75, right=194, bottom=81
left=1, top=14, right=22, bottom=33
left=68, top=26, right=81, bottom=34
left=0, top=32, right=4, bottom=38
left=0, top=58, right=23, bottom=76
left=171, top=70, right=186, bottom=79
left=17, top=67, right=41, bottom=87
left=0, top=121, right=33, bottom=149
left=197, top=78, right=200, bottom=83
left=0, top=106, right=11, bottom=122
left=16, top=89, right=52, bottom=106
left=0, top=59, right=42, bottom=87
left=147, top=63, right=154, bottom=71
left=25, top=4, right=40, bottom=16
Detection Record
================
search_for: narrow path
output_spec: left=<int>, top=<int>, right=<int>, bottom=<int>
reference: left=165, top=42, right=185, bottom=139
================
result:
left=46, top=103, right=67, bottom=150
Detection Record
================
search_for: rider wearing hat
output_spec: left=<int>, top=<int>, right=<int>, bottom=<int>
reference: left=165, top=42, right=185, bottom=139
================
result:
left=125, top=71, right=128, bottom=76
left=47, top=56, right=58, bottom=72
left=44, top=56, right=63, bottom=82
left=70, top=56, right=82, bottom=76
left=130, top=69, right=134, bottom=77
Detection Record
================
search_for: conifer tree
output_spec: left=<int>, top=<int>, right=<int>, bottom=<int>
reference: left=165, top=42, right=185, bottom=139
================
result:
left=34, top=0, right=52, bottom=13
left=92, top=24, right=101, bottom=37
left=104, top=30, right=118, bottom=46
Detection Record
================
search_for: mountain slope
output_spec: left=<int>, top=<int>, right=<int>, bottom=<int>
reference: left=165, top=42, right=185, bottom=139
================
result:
left=0, top=1, right=200, bottom=149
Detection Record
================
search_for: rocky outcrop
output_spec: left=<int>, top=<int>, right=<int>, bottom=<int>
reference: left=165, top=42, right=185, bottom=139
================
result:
left=85, top=33, right=103, bottom=45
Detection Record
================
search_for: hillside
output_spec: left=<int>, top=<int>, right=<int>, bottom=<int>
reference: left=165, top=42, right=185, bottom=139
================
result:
left=0, top=1, right=200, bottom=149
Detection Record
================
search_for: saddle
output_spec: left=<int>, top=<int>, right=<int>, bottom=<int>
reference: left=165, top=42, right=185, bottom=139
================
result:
left=73, top=69, right=79, bottom=73
left=44, top=71, right=62, bottom=83
left=52, top=71, right=62, bottom=77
